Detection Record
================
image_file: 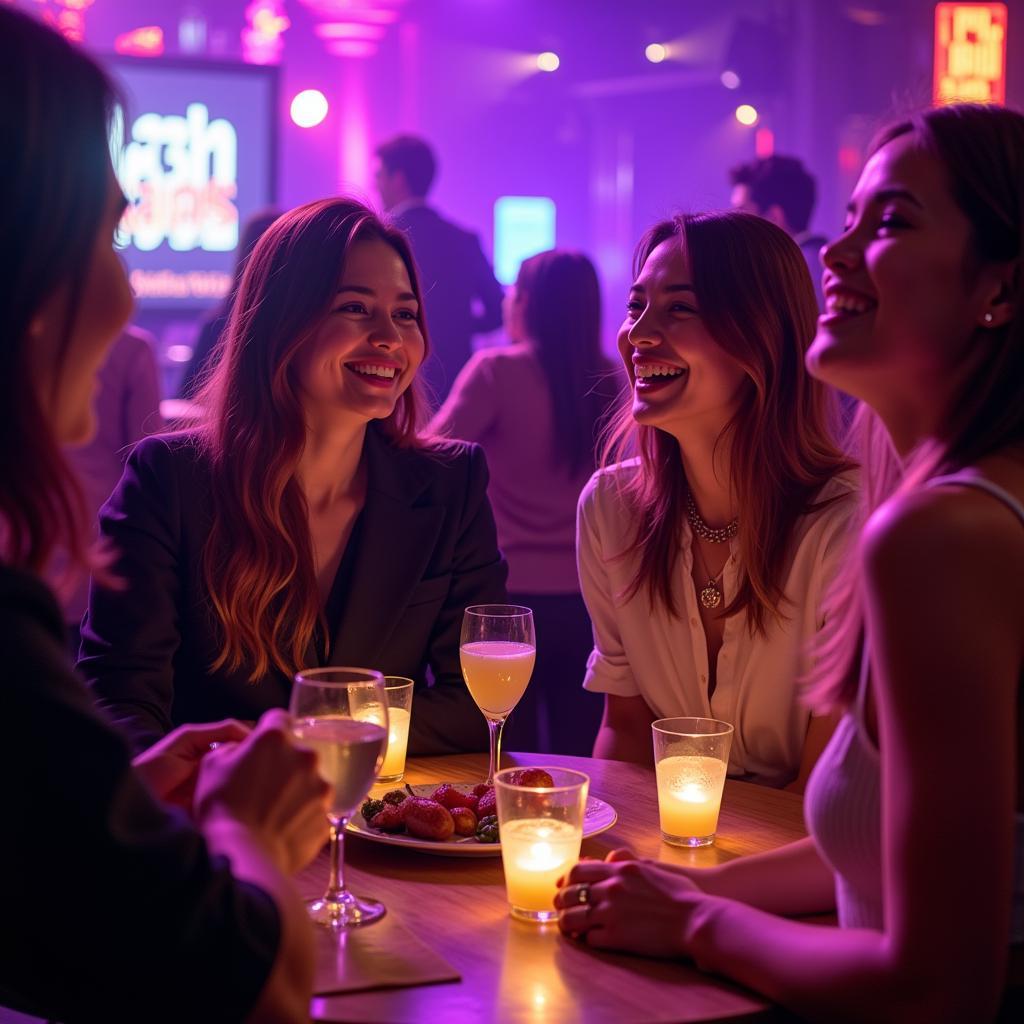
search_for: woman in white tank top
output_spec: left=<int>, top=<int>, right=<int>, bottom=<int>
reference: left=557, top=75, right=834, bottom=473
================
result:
left=555, top=103, right=1024, bottom=1022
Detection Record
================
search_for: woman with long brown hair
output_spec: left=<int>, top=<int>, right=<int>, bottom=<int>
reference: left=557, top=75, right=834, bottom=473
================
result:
left=430, top=249, right=615, bottom=754
left=1, top=8, right=331, bottom=1021
left=558, top=104, right=1024, bottom=1020
left=81, top=197, right=507, bottom=755
left=579, top=210, right=854, bottom=788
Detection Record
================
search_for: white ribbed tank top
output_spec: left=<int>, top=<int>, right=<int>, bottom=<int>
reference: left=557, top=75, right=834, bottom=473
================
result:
left=804, top=471, right=1024, bottom=940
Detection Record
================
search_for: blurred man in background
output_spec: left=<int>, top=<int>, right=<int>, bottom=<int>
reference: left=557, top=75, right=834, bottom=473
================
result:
left=375, top=134, right=503, bottom=404
left=730, top=155, right=827, bottom=309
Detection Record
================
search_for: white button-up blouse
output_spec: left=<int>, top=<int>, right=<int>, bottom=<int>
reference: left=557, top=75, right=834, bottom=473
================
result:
left=577, top=460, right=857, bottom=788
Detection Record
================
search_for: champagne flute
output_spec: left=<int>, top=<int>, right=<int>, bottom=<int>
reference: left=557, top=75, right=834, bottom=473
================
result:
left=290, top=667, right=388, bottom=928
left=460, top=605, right=536, bottom=785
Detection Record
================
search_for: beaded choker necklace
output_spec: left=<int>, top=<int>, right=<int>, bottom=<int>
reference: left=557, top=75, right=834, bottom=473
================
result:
left=686, top=491, right=738, bottom=544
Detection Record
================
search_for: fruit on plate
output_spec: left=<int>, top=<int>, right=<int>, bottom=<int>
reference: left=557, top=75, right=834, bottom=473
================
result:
left=506, top=768, right=555, bottom=788
left=476, top=815, right=500, bottom=843
left=369, top=804, right=406, bottom=833
left=404, top=798, right=455, bottom=841
left=431, top=783, right=476, bottom=811
left=450, top=806, right=478, bottom=837
left=472, top=783, right=490, bottom=797
left=360, top=797, right=385, bottom=821
left=382, top=788, right=409, bottom=806
left=476, top=788, right=497, bottom=818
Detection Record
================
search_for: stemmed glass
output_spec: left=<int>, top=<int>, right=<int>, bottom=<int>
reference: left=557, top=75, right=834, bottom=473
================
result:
left=290, top=667, right=388, bottom=928
left=460, top=605, right=536, bottom=784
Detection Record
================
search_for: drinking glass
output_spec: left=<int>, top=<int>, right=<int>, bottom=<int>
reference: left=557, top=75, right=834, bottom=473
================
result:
left=652, top=717, right=733, bottom=847
left=353, top=676, right=415, bottom=783
left=494, top=767, right=589, bottom=922
left=290, top=667, right=388, bottom=928
left=460, top=605, right=536, bottom=784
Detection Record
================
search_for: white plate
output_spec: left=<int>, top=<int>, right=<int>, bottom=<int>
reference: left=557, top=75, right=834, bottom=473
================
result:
left=346, top=783, right=618, bottom=857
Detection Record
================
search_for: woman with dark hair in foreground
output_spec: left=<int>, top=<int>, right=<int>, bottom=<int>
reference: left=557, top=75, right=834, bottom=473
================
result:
left=81, top=196, right=507, bottom=755
left=558, top=104, right=1024, bottom=1022
left=0, top=8, right=330, bottom=1021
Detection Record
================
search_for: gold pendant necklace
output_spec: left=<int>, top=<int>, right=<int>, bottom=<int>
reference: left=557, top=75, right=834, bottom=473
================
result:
left=699, top=577, right=723, bottom=610
left=693, top=542, right=726, bottom=610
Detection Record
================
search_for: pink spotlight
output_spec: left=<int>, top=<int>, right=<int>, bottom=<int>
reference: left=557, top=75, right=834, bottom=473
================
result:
left=115, top=26, right=165, bottom=57
left=754, top=127, right=774, bottom=158
left=315, top=22, right=387, bottom=40
left=326, top=39, right=378, bottom=58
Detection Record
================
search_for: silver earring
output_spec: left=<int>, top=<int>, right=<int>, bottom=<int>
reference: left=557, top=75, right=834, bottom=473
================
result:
left=983, top=312, right=995, bottom=324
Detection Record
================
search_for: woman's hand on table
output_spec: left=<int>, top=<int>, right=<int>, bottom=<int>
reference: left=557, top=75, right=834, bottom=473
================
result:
left=194, top=709, right=331, bottom=875
left=555, top=849, right=708, bottom=958
left=132, top=718, right=251, bottom=810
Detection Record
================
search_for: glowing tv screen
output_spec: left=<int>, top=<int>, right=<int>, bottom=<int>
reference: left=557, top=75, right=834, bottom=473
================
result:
left=105, top=56, right=278, bottom=309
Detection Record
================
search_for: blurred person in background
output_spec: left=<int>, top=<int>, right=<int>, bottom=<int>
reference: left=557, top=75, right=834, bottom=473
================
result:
left=730, top=155, right=827, bottom=310
left=431, top=249, right=615, bottom=754
left=375, top=134, right=504, bottom=404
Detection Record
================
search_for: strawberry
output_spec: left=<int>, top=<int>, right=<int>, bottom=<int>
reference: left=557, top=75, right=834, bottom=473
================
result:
left=369, top=804, right=406, bottom=833
left=430, top=784, right=476, bottom=810
left=508, top=768, right=555, bottom=788
left=450, top=806, right=478, bottom=837
left=476, top=788, right=497, bottom=818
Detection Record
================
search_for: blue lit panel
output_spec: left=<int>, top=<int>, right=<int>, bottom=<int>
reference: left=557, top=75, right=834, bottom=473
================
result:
left=493, top=196, right=556, bottom=285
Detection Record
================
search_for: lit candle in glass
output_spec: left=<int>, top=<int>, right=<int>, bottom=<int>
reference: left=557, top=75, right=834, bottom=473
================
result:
left=652, top=719, right=733, bottom=847
left=356, top=677, right=414, bottom=783
left=379, top=706, right=411, bottom=779
left=495, top=768, right=589, bottom=922
left=655, top=756, right=727, bottom=840
left=501, top=820, right=581, bottom=916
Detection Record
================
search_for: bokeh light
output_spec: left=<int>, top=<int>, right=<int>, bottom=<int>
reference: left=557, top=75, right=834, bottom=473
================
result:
left=290, top=89, right=329, bottom=128
left=537, top=51, right=560, bottom=72
left=721, top=69, right=741, bottom=90
left=735, top=103, right=759, bottom=126
left=645, top=43, right=667, bottom=64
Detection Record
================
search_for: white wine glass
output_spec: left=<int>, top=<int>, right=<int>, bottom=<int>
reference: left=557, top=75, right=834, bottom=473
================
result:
left=460, top=605, right=536, bottom=784
left=290, top=667, right=388, bottom=928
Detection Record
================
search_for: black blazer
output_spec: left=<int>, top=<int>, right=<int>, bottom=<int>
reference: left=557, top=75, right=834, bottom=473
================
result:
left=394, top=203, right=504, bottom=401
left=0, top=565, right=278, bottom=1021
left=79, top=425, right=508, bottom=754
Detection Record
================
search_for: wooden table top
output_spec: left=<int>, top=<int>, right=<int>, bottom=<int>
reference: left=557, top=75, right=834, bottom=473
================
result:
left=302, top=751, right=808, bottom=1024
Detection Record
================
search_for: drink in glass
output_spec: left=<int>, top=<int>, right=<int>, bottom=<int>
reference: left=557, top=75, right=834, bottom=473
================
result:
left=290, top=667, right=388, bottom=927
left=460, top=605, right=535, bottom=784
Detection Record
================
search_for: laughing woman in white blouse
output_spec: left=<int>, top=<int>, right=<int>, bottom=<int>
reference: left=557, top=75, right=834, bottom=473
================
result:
left=579, top=210, right=855, bottom=790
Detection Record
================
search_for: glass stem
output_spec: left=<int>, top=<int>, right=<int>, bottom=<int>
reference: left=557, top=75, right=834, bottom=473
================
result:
left=486, top=717, right=505, bottom=785
left=324, top=819, right=347, bottom=902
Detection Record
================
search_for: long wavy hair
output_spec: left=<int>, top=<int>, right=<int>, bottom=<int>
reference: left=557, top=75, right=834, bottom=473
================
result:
left=602, top=211, right=854, bottom=635
left=516, top=249, right=611, bottom=475
left=806, top=104, right=1024, bottom=713
left=197, top=198, right=430, bottom=681
left=0, top=8, right=120, bottom=586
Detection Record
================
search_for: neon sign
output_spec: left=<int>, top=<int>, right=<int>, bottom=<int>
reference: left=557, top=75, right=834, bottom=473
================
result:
left=118, top=103, right=239, bottom=254
left=934, top=3, right=1008, bottom=105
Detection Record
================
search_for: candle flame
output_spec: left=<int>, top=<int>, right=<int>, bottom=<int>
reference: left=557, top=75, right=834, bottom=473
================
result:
left=677, top=783, right=709, bottom=803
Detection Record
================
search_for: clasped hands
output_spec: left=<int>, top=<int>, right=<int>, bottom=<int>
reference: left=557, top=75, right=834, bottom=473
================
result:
left=554, top=850, right=709, bottom=959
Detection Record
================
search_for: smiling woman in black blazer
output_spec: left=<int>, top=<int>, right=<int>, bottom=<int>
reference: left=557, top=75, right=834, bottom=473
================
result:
left=80, top=198, right=507, bottom=755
